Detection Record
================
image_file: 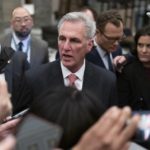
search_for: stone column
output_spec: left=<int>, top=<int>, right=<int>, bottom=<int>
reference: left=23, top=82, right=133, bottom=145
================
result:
left=33, top=0, right=52, bottom=27
left=0, top=0, right=20, bottom=33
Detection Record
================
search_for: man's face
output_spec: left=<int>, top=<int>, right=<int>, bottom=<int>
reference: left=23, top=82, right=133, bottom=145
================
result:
left=137, top=35, right=150, bottom=64
left=96, top=22, right=124, bottom=52
left=58, top=21, right=93, bottom=72
left=11, top=8, right=33, bottom=38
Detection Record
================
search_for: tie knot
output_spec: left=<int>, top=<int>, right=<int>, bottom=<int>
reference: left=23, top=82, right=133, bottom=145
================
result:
left=67, top=74, right=77, bottom=87
left=18, top=42, right=23, bottom=51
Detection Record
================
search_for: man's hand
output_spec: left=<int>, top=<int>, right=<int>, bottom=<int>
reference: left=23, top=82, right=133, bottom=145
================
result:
left=113, top=56, right=127, bottom=72
left=0, top=79, right=12, bottom=121
left=72, top=106, right=140, bottom=150
left=0, top=134, right=16, bottom=150
left=0, top=119, right=20, bottom=140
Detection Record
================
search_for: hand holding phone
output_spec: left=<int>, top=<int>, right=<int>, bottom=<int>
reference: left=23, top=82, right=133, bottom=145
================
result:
left=2, top=108, right=29, bottom=124
left=133, top=111, right=150, bottom=141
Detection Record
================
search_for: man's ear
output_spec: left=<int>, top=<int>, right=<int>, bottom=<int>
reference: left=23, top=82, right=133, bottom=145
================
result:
left=87, top=39, right=94, bottom=53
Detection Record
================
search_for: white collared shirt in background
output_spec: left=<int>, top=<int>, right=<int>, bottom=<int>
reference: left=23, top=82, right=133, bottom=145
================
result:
left=95, top=43, right=113, bottom=70
left=11, top=32, right=31, bottom=62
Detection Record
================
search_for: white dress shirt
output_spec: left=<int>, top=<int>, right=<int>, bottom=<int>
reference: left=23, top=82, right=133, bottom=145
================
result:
left=11, top=32, right=31, bottom=62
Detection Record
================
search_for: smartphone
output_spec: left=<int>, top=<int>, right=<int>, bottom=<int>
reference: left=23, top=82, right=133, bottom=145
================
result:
left=133, top=111, right=150, bottom=142
left=15, top=113, right=62, bottom=150
left=2, top=108, right=29, bottom=124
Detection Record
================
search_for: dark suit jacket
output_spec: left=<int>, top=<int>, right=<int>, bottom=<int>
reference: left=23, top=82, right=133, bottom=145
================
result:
left=0, top=47, right=29, bottom=113
left=0, top=33, right=49, bottom=68
left=86, top=46, right=122, bottom=69
left=0, top=47, right=15, bottom=72
left=15, top=60, right=118, bottom=114
left=117, top=59, right=150, bottom=110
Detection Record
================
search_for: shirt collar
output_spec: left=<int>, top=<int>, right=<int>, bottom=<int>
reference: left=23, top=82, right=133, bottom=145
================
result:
left=12, top=32, right=30, bottom=46
left=61, top=60, right=85, bottom=81
left=95, top=42, right=107, bottom=58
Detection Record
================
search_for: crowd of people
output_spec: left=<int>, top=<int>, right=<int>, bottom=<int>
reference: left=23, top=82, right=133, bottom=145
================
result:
left=0, top=5, right=149, bottom=150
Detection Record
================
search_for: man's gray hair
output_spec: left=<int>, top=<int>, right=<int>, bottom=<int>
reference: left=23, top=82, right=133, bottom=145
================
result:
left=57, top=12, right=96, bottom=39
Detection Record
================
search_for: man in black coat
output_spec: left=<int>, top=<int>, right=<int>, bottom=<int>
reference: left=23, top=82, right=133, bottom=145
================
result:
left=0, top=46, right=29, bottom=113
left=16, top=12, right=118, bottom=114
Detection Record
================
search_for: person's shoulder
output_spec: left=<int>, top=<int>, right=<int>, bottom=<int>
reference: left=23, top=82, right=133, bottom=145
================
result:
left=0, top=33, right=12, bottom=42
left=86, top=61, right=116, bottom=80
left=86, top=46, right=97, bottom=57
left=26, top=60, right=59, bottom=74
left=0, top=46, right=15, bottom=58
left=31, top=36, right=48, bottom=45
left=123, top=59, right=141, bottom=72
left=25, top=60, right=60, bottom=83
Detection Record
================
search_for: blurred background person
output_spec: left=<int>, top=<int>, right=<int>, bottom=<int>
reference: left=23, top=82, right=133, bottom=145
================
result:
left=117, top=24, right=150, bottom=149
left=0, top=46, right=29, bottom=114
left=117, top=25, right=150, bottom=111
left=0, top=7, right=49, bottom=68
left=86, top=10, right=134, bottom=73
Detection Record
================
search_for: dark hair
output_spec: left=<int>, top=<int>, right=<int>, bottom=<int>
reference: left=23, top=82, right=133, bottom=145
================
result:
left=97, top=9, right=123, bottom=32
left=133, top=25, right=150, bottom=56
left=30, top=86, right=105, bottom=149
left=135, top=25, right=150, bottom=46
left=79, top=6, right=98, bottom=21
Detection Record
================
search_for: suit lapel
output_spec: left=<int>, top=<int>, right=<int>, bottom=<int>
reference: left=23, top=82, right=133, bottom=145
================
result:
left=82, top=61, right=96, bottom=90
left=30, top=38, right=36, bottom=68
left=89, top=47, right=106, bottom=68
left=2, top=33, right=12, bottom=47
left=94, top=48, right=106, bottom=68
left=30, top=37, right=44, bottom=68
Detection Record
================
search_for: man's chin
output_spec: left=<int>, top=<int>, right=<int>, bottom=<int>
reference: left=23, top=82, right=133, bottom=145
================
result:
left=15, top=31, right=30, bottom=38
left=62, top=60, right=74, bottom=67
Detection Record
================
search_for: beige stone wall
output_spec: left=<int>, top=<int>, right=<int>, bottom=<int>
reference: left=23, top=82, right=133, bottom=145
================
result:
left=0, top=0, right=21, bottom=33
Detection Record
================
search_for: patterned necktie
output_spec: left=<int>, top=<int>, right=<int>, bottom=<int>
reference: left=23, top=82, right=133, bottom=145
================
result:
left=106, top=53, right=114, bottom=72
left=67, top=74, right=77, bottom=87
left=18, top=42, right=23, bottom=51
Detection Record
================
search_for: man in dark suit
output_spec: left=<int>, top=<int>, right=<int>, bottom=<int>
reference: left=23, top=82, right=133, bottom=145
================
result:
left=0, top=7, right=49, bottom=68
left=86, top=10, right=133, bottom=73
left=0, top=46, right=29, bottom=113
left=16, top=12, right=118, bottom=114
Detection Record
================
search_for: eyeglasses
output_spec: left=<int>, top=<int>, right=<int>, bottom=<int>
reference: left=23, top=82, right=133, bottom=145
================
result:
left=102, top=32, right=126, bottom=43
left=14, top=16, right=31, bottom=24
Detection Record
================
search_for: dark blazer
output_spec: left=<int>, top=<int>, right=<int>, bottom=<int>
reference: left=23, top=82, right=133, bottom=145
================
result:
left=117, top=59, right=150, bottom=110
left=15, top=60, right=118, bottom=114
left=0, top=33, right=49, bottom=68
left=86, top=46, right=122, bottom=69
left=0, top=47, right=15, bottom=72
left=0, top=47, right=29, bottom=113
